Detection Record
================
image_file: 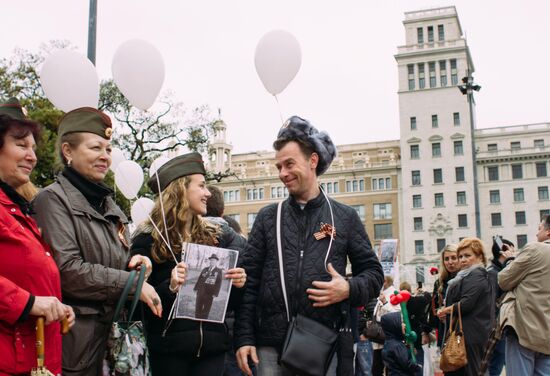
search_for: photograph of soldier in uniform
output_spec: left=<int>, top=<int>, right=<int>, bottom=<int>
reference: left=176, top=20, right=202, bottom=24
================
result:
left=175, top=243, right=238, bottom=323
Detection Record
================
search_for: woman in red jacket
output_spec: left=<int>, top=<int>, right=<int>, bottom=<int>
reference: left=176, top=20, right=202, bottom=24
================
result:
left=0, top=98, right=75, bottom=375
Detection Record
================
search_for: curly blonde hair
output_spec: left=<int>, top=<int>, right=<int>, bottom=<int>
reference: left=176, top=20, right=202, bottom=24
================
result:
left=456, top=237, right=487, bottom=266
left=148, top=176, right=220, bottom=263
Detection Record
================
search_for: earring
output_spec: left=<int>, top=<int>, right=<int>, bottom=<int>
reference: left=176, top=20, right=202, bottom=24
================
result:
left=67, top=159, right=72, bottom=167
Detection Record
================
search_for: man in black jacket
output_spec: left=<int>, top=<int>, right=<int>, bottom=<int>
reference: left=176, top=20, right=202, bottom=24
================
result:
left=235, top=116, right=384, bottom=375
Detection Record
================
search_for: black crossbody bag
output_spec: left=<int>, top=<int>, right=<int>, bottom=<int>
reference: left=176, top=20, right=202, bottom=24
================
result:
left=277, top=190, right=340, bottom=376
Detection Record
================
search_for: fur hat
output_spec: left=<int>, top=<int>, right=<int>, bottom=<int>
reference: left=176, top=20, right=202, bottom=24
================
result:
left=275, top=116, right=337, bottom=176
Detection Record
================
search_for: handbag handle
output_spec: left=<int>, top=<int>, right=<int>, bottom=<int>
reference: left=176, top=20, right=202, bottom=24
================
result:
left=112, top=267, right=146, bottom=323
left=456, top=302, right=463, bottom=333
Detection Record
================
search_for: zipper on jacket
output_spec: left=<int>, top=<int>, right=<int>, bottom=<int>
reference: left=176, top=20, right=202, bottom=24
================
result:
left=196, top=321, right=203, bottom=357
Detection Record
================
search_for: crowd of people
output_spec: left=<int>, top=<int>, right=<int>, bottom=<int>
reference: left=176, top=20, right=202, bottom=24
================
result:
left=0, top=97, right=549, bottom=376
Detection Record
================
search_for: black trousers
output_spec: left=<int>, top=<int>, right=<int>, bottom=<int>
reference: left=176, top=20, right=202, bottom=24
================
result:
left=150, top=351, right=225, bottom=376
left=196, top=293, right=215, bottom=319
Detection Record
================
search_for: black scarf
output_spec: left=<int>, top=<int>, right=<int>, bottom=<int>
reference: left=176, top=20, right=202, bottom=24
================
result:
left=62, top=167, right=113, bottom=215
left=0, top=179, right=34, bottom=215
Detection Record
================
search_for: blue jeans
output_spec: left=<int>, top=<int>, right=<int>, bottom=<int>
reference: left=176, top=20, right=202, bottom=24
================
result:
left=256, top=347, right=337, bottom=376
left=355, top=340, right=373, bottom=376
left=505, top=332, right=550, bottom=376
left=488, top=338, right=505, bottom=376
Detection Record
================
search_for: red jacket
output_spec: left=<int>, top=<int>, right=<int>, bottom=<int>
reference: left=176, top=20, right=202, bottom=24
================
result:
left=0, top=189, right=62, bottom=375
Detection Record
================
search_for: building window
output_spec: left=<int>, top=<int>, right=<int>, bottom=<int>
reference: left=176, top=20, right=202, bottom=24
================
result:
left=418, top=63, right=425, bottom=89
left=437, top=238, right=447, bottom=252
left=427, top=26, right=434, bottom=42
left=433, top=168, right=443, bottom=184
left=536, top=162, right=547, bottom=177
left=224, top=189, right=241, bottom=202
left=410, top=144, right=420, bottom=159
left=374, top=203, right=392, bottom=220
left=450, top=59, right=458, bottom=85
left=246, top=188, right=264, bottom=200
left=320, top=182, right=338, bottom=194
left=458, top=214, right=468, bottom=228
left=350, top=205, right=365, bottom=221
left=455, top=166, right=465, bottom=182
left=452, top=112, right=460, bottom=126
left=490, top=190, right=500, bottom=204
left=417, top=27, right=424, bottom=44
left=410, top=116, right=417, bottom=130
left=515, top=211, right=526, bottom=225
left=372, top=177, right=391, bottom=191
left=413, top=194, right=422, bottom=208
left=374, top=224, right=393, bottom=240
left=346, top=179, right=364, bottom=192
left=491, top=213, right=502, bottom=226
left=271, top=186, right=289, bottom=199
left=439, top=60, right=447, bottom=86
left=538, top=186, right=549, bottom=200
left=247, top=213, right=257, bottom=228
left=457, top=191, right=466, bottom=205
left=438, top=24, right=445, bottom=41
left=510, top=141, right=521, bottom=150
left=432, top=142, right=441, bottom=157
left=413, top=217, right=423, bottom=231
left=415, top=240, right=424, bottom=255
left=386, top=178, right=392, bottom=189
left=513, top=188, right=525, bottom=202
left=488, top=166, right=499, bottom=181
left=412, top=170, right=421, bottom=186
left=454, top=141, right=464, bottom=155
left=434, top=193, right=444, bottom=207
left=511, top=164, right=523, bottom=179
left=540, top=210, right=550, bottom=221
left=534, top=139, right=544, bottom=148
left=432, top=114, right=438, bottom=128
left=517, top=235, right=528, bottom=248
left=429, top=62, right=436, bottom=87
left=488, top=143, right=497, bottom=152
left=408, top=64, right=415, bottom=90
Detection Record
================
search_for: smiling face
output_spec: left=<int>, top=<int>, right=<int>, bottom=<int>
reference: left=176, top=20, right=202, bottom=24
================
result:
left=0, top=132, right=37, bottom=189
left=443, top=250, right=459, bottom=273
left=275, top=141, right=319, bottom=203
left=458, top=248, right=483, bottom=269
left=62, top=132, right=111, bottom=183
left=186, top=174, right=211, bottom=216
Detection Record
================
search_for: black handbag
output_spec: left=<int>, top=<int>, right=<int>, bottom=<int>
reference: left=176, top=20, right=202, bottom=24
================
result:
left=363, top=319, right=385, bottom=344
left=276, top=198, right=340, bottom=376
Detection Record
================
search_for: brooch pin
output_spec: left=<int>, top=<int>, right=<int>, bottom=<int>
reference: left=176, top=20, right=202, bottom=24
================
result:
left=314, top=222, right=336, bottom=240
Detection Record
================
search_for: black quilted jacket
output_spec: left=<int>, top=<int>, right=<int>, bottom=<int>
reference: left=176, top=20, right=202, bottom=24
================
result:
left=234, top=193, right=384, bottom=350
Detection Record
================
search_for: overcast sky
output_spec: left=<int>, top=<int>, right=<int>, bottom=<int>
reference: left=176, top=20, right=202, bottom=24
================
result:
left=3, top=1, right=549, bottom=153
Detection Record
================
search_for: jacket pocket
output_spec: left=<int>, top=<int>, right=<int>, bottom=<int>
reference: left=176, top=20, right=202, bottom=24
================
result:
left=62, top=315, right=108, bottom=372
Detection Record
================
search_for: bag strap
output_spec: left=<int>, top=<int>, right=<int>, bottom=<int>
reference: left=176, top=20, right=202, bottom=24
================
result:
left=456, top=302, right=463, bottom=332
left=448, top=304, right=455, bottom=332
left=277, top=200, right=291, bottom=322
left=112, top=267, right=146, bottom=323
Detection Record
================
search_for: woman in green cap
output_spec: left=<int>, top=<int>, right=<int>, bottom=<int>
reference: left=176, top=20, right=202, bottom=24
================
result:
left=130, top=152, right=247, bottom=376
left=33, top=107, right=162, bottom=376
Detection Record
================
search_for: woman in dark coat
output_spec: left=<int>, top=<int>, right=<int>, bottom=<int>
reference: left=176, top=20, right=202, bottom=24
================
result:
left=33, top=107, right=162, bottom=376
left=429, top=244, right=458, bottom=347
left=130, top=152, right=247, bottom=376
left=437, top=238, right=494, bottom=376
left=0, top=98, right=75, bottom=375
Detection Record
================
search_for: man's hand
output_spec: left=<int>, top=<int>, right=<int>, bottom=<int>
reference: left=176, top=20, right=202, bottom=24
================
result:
left=307, top=263, right=350, bottom=307
left=236, top=345, right=259, bottom=376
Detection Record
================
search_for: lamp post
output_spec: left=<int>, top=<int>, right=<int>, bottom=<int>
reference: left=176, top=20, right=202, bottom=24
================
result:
left=458, top=70, right=481, bottom=238
left=87, top=0, right=97, bottom=65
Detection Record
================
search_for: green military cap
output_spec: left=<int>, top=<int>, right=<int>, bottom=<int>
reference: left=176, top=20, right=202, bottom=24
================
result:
left=148, top=152, right=206, bottom=194
left=58, top=107, right=113, bottom=140
left=0, top=97, right=26, bottom=120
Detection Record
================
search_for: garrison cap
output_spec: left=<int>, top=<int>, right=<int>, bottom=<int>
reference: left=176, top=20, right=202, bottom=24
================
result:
left=58, top=107, right=113, bottom=139
left=0, top=98, right=26, bottom=120
left=147, top=152, right=206, bottom=194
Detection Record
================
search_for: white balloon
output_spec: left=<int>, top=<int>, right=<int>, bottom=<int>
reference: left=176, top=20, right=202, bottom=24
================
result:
left=115, top=160, right=144, bottom=199
left=131, top=197, right=155, bottom=226
left=254, top=30, right=302, bottom=95
left=112, top=39, right=165, bottom=110
left=110, top=148, right=126, bottom=172
left=149, top=156, right=170, bottom=176
left=40, top=50, right=99, bottom=112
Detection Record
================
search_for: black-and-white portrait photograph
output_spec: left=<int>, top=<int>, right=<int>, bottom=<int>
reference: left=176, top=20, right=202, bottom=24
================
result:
left=174, top=243, right=238, bottom=323
left=378, top=238, right=398, bottom=263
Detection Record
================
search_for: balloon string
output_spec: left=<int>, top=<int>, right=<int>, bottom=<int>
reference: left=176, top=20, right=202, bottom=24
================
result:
left=155, top=173, right=172, bottom=257
left=274, top=95, right=283, bottom=124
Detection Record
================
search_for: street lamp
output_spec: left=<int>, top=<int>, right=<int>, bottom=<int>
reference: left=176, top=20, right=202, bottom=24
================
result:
left=87, top=0, right=97, bottom=65
left=458, top=70, right=481, bottom=238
